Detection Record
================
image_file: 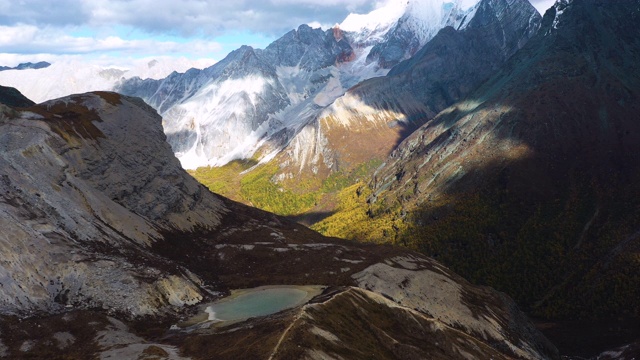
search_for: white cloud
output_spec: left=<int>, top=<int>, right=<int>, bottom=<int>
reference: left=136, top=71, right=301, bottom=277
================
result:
left=0, top=0, right=556, bottom=63
left=306, top=21, right=335, bottom=30
left=0, top=0, right=374, bottom=37
left=0, top=23, right=222, bottom=57
left=0, top=0, right=377, bottom=61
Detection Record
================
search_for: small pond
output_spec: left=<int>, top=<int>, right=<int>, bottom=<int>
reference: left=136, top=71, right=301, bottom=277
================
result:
left=183, top=285, right=324, bottom=327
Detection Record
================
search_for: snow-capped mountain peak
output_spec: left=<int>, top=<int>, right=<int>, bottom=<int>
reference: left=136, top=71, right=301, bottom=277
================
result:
left=340, top=0, right=481, bottom=69
left=340, top=0, right=480, bottom=45
left=339, top=0, right=407, bottom=34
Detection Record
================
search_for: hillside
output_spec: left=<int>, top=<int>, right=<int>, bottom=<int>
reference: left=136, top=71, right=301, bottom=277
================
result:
left=316, top=0, right=640, bottom=323
left=0, top=90, right=556, bottom=359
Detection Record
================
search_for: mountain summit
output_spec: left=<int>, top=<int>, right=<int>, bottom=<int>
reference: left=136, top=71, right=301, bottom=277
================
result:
left=115, top=0, right=504, bottom=170
left=340, top=0, right=481, bottom=68
left=274, top=0, right=540, bottom=179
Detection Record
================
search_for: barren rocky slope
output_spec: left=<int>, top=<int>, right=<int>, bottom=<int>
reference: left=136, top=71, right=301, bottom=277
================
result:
left=0, top=89, right=557, bottom=359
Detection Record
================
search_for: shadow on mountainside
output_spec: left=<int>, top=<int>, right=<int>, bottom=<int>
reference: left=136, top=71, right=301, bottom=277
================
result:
left=285, top=211, right=336, bottom=227
left=534, top=317, right=640, bottom=358
left=346, top=0, right=640, bottom=342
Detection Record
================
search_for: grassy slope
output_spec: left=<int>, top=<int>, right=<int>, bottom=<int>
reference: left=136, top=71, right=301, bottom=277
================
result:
left=189, top=159, right=383, bottom=217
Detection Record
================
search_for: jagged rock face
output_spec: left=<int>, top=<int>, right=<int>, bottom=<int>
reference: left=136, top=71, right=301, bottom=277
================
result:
left=161, top=48, right=291, bottom=166
left=117, top=45, right=292, bottom=168
left=362, top=0, right=640, bottom=319
left=114, top=24, right=361, bottom=169
left=278, top=0, right=541, bottom=175
left=0, top=86, right=35, bottom=108
left=0, top=92, right=557, bottom=358
left=259, top=24, right=354, bottom=70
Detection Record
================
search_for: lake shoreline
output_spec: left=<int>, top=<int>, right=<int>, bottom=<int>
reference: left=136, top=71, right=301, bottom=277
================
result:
left=179, top=285, right=326, bottom=328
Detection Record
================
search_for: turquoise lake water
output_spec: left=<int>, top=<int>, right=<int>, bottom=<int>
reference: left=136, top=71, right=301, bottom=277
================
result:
left=205, top=287, right=309, bottom=321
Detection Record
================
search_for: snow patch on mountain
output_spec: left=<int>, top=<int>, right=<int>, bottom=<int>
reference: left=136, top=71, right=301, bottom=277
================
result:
left=341, top=0, right=480, bottom=45
left=402, top=0, right=474, bottom=44
left=166, top=74, right=277, bottom=169
left=337, top=46, right=389, bottom=81
left=339, top=0, right=407, bottom=39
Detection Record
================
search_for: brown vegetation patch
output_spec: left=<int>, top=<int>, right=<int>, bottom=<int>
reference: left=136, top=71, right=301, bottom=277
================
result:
left=140, top=345, right=169, bottom=358
left=27, top=96, right=106, bottom=142
left=169, top=310, right=294, bottom=360
left=92, top=91, right=123, bottom=106
left=274, top=288, right=511, bottom=360
left=0, top=311, right=110, bottom=359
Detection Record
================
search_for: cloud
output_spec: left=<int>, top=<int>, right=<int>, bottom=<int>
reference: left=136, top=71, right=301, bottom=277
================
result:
left=0, top=0, right=558, bottom=63
left=0, top=0, right=89, bottom=27
left=0, top=1, right=560, bottom=37
left=0, top=24, right=221, bottom=56
left=0, top=0, right=379, bottom=63
left=0, top=0, right=374, bottom=37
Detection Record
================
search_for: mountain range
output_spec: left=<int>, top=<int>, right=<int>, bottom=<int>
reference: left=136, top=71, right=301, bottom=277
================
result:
left=112, top=0, right=497, bottom=169
left=0, top=58, right=212, bottom=104
left=0, top=61, right=50, bottom=71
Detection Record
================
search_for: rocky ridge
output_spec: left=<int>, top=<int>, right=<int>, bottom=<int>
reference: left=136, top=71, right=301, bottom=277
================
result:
left=0, top=85, right=35, bottom=108
left=0, top=92, right=225, bottom=315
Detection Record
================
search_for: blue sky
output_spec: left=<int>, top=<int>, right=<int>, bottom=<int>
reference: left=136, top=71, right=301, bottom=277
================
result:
left=0, top=0, right=555, bottom=66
